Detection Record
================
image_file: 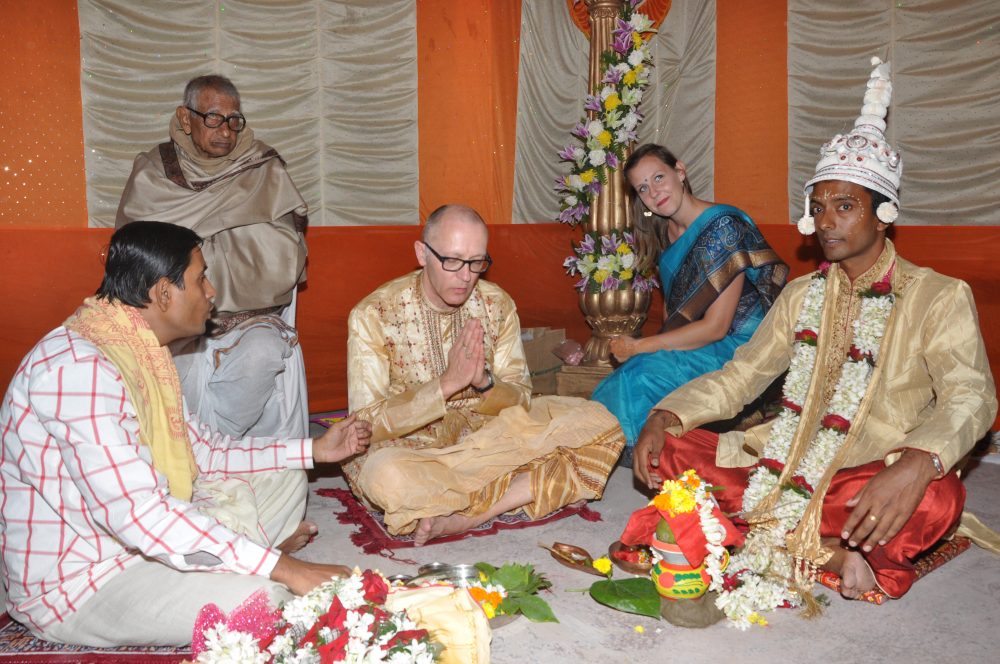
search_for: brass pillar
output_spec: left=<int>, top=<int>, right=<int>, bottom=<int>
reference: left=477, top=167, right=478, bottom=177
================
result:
left=579, top=0, right=651, bottom=366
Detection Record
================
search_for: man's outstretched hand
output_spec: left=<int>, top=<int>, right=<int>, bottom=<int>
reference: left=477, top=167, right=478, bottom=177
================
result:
left=633, top=410, right=681, bottom=490
left=840, top=449, right=938, bottom=552
left=313, top=414, right=372, bottom=463
left=270, top=554, right=351, bottom=596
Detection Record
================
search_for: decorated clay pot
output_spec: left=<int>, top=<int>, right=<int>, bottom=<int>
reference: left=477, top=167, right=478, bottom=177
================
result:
left=650, top=536, right=729, bottom=601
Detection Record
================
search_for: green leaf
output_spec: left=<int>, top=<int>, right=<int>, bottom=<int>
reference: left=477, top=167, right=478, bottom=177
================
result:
left=589, top=578, right=661, bottom=619
left=502, top=594, right=559, bottom=623
left=474, top=562, right=497, bottom=578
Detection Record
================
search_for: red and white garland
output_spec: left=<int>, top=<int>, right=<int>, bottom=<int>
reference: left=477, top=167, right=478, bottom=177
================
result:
left=712, top=263, right=896, bottom=629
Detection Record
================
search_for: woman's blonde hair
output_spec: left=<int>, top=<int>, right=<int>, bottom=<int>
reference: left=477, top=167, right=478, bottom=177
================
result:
left=624, top=144, right=693, bottom=273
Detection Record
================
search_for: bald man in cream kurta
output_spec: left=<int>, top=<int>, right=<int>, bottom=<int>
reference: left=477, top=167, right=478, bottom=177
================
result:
left=344, top=271, right=625, bottom=538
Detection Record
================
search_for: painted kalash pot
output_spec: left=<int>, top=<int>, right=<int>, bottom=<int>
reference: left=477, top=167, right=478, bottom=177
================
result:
left=651, top=517, right=730, bottom=600
left=621, top=470, right=743, bottom=601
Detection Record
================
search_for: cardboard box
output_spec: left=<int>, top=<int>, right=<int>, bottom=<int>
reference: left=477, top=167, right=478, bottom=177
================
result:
left=520, top=327, right=566, bottom=395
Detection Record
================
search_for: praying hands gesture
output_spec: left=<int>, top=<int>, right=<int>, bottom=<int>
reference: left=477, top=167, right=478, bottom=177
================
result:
left=440, top=319, right=490, bottom=398
left=313, top=414, right=372, bottom=463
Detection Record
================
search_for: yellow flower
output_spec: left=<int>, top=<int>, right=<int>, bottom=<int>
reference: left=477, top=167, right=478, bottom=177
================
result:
left=616, top=243, right=631, bottom=255
left=632, top=32, right=643, bottom=49
left=635, top=63, right=645, bottom=75
left=650, top=479, right=696, bottom=516
left=483, top=602, right=497, bottom=620
left=592, top=556, right=613, bottom=576
left=593, top=269, right=610, bottom=284
left=597, top=130, right=612, bottom=148
left=580, top=169, right=597, bottom=184
left=620, top=269, right=634, bottom=281
left=479, top=571, right=489, bottom=584
left=680, top=469, right=701, bottom=489
left=623, top=69, right=637, bottom=86
left=749, top=612, right=768, bottom=627
left=603, top=93, right=622, bottom=111
left=634, top=625, right=645, bottom=634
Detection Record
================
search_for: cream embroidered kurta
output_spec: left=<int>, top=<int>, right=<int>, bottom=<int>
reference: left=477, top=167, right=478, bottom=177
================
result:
left=655, top=241, right=997, bottom=476
left=345, top=272, right=625, bottom=534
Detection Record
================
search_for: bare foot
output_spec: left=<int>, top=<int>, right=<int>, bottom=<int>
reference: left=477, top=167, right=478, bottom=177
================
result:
left=413, top=513, right=478, bottom=546
left=839, top=550, right=876, bottom=599
left=820, top=538, right=876, bottom=599
left=277, top=521, right=318, bottom=554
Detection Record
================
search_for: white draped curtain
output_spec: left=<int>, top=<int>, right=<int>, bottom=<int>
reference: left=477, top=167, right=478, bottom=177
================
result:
left=512, top=0, right=717, bottom=223
left=788, top=0, right=1000, bottom=225
left=79, top=0, right=418, bottom=228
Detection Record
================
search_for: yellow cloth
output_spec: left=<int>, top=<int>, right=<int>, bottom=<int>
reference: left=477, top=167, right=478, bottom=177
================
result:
left=655, top=241, right=998, bottom=559
left=385, top=585, right=491, bottom=664
left=345, top=272, right=625, bottom=533
left=64, top=298, right=198, bottom=501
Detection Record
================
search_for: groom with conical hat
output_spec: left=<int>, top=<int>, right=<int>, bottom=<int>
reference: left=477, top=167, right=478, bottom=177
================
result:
left=629, top=57, right=997, bottom=626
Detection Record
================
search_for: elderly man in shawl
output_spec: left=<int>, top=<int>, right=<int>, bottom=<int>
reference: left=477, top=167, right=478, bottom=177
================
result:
left=344, top=205, right=625, bottom=546
left=116, top=74, right=308, bottom=439
left=632, top=58, right=998, bottom=627
left=0, top=222, right=369, bottom=647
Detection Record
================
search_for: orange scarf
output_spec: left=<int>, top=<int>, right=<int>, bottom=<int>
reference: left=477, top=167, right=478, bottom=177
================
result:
left=64, top=297, right=198, bottom=501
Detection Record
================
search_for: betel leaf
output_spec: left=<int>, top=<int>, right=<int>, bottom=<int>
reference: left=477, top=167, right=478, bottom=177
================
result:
left=589, top=578, right=661, bottom=619
left=502, top=594, right=559, bottom=623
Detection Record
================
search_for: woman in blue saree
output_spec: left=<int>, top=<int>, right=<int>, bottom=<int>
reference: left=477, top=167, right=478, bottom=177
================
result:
left=592, top=144, right=788, bottom=466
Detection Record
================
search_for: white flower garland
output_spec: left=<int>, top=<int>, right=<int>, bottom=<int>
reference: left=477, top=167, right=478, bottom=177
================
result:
left=712, top=264, right=896, bottom=629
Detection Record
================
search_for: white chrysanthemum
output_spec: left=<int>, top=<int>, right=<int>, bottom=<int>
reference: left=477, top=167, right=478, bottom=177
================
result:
left=587, top=119, right=605, bottom=137
left=621, top=86, right=642, bottom=106
left=629, top=13, right=654, bottom=32
left=622, top=111, right=639, bottom=131
left=627, top=47, right=646, bottom=67
left=597, top=254, right=619, bottom=272
left=620, top=252, right=636, bottom=269
left=588, top=149, right=607, bottom=167
left=599, top=84, right=616, bottom=101
left=197, top=625, right=268, bottom=664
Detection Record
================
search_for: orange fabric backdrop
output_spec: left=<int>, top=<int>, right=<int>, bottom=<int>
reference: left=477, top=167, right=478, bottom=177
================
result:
left=0, top=0, right=87, bottom=228
left=416, top=0, right=522, bottom=224
left=714, top=0, right=789, bottom=226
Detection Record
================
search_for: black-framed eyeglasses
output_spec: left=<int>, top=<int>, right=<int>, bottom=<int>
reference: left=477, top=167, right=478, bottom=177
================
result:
left=423, top=243, right=492, bottom=273
left=185, top=107, right=246, bottom=132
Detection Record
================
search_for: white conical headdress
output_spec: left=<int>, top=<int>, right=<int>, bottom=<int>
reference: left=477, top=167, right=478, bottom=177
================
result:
left=797, top=57, right=902, bottom=235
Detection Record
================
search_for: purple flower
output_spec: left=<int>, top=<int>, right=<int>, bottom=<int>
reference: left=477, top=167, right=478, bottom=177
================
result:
left=602, top=67, right=624, bottom=85
left=612, top=31, right=632, bottom=55
left=629, top=0, right=642, bottom=9
left=601, top=276, right=620, bottom=292
left=563, top=255, right=578, bottom=272
left=571, top=122, right=589, bottom=139
left=574, top=276, right=589, bottom=292
left=600, top=234, right=617, bottom=254
left=584, top=95, right=602, bottom=112
left=586, top=181, right=602, bottom=196
left=558, top=146, right=577, bottom=161
left=623, top=230, right=635, bottom=245
left=579, top=234, right=596, bottom=254
left=606, top=153, right=619, bottom=170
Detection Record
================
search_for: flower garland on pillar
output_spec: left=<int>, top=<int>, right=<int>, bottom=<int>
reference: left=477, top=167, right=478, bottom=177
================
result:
left=557, top=0, right=656, bottom=293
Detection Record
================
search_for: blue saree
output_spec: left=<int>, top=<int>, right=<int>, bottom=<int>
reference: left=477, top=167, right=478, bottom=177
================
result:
left=591, top=205, right=787, bottom=464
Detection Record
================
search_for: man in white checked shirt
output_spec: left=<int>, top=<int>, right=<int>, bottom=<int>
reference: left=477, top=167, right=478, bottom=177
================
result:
left=0, top=221, right=370, bottom=647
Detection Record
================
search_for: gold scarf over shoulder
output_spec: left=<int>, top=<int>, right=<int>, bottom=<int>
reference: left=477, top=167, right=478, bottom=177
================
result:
left=64, top=297, right=198, bottom=501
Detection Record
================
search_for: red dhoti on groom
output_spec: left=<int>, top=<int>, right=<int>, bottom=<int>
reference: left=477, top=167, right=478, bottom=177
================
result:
left=654, top=429, right=965, bottom=598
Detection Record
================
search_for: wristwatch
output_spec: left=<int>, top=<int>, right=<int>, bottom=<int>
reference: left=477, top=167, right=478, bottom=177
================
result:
left=472, top=367, right=495, bottom=393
